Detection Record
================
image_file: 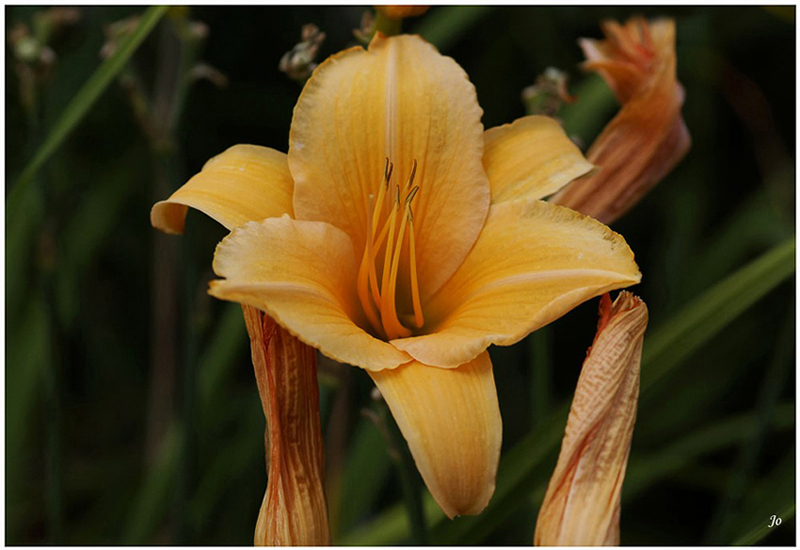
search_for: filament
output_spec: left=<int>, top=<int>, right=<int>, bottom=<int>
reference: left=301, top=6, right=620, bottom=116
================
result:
left=357, top=159, right=424, bottom=340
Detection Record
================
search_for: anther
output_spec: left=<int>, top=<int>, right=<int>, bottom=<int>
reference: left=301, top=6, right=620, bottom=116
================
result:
left=384, top=157, right=394, bottom=186
left=405, top=159, right=418, bottom=190
left=405, top=185, right=419, bottom=206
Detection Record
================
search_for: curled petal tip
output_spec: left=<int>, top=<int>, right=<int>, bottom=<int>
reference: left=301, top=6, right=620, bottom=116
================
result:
left=150, top=144, right=294, bottom=234
left=150, top=200, right=187, bottom=235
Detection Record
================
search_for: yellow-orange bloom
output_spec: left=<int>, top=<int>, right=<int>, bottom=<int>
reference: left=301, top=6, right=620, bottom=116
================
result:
left=152, top=34, right=641, bottom=518
left=552, top=17, right=691, bottom=224
left=534, top=292, right=648, bottom=546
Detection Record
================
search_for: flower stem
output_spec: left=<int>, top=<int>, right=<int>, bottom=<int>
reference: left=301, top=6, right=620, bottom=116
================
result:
left=373, top=11, right=402, bottom=37
left=528, top=327, right=552, bottom=429
left=371, top=393, right=428, bottom=544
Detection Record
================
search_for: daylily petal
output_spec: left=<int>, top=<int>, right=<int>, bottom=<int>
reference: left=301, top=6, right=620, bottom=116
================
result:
left=534, top=292, right=647, bottom=546
left=483, top=115, right=596, bottom=204
left=151, top=144, right=294, bottom=234
left=369, top=351, right=501, bottom=518
left=290, top=33, right=490, bottom=300
left=209, top=216, right=411, bottom=371
left=393, top=199, right=641, bottom=367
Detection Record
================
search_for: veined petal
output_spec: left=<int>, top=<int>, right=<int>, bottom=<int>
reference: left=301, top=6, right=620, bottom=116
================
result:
left=369, top=352, right=501, bottom=518
left=151, top=145, right=294, bottom=234
left=209, top=216, right=411, bottom=371
left=534, top=292, right=647, bottom=546
left=392, top=199, right=641, bottom=368
left=483, top=115, right=596, bottom=204
left=290, top=34, right=490, bottom=300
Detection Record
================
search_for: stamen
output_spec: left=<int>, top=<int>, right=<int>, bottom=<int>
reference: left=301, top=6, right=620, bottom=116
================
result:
left=379, top=186, right=401, bottom=311
left=371, top=159, right=391, bottom=236
left=407, top=213, right=424, bottom=329
left=365, top=194, right=381, bottom=306
left=405, top=185, right=419, bottom=206
left=385, top=157, right=394, bottom=186
left=382, top=196, right=413, bottom=340
left=360, top=159, right=424, bottom=339
left=357, top=244, right=385, bottom=337
left=404, top=159, right=418, bottom=191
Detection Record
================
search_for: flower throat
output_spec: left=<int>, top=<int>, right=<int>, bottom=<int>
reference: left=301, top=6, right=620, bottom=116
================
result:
left=357, top=158, right=424, bottom=340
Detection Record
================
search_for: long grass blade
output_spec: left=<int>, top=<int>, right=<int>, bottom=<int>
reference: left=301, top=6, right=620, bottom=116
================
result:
left=121, top=423, right=183, bottom=544
left=623, top=403, right=794, bottom=502
left=732, top=503, right=795, bottom=546
left=641, top=237, right=795, bottom=398
left=8, top=5, right=168, bottom=206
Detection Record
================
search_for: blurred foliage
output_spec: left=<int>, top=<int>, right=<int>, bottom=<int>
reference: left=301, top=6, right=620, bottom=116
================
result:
left=5, top=5, right=795, bottom=546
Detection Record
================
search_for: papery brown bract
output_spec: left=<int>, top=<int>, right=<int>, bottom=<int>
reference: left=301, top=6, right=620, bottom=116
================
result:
left=244, top=306, right=330, bottom=546
left=534, top=292, right=648, bottom=546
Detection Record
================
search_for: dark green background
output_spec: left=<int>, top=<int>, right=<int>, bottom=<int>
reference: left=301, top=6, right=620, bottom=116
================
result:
left=6, top=5, right=795, bottom=545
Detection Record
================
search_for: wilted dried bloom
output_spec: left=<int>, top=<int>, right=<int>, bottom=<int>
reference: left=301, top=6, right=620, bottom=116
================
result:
left=552, top=17, right=691, bottom=224
left=534, top=292, right=647, bottom=546
left=245, top=307, right=330, bottom=546
left=375, top=5, right=430, bottom=19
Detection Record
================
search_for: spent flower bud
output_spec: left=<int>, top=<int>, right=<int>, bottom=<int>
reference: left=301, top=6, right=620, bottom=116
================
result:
left=535, top=292, right=647, bottom=546
left=552, top=17, right=691, bottom=224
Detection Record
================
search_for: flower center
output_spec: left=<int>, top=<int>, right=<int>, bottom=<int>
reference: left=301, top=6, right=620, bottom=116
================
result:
left=357, top=158, right=424, bottom=340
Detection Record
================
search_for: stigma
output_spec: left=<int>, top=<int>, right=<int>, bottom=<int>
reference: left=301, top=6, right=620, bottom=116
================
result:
left=357, top=158, right=424, bottom=340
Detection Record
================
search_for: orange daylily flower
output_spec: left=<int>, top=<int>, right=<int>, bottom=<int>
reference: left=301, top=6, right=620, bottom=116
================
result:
left=552, top=17, right=691, bottom=224
left=152, top=34, right=641, bottom=518
left=534, top=292, right=648, bottom=546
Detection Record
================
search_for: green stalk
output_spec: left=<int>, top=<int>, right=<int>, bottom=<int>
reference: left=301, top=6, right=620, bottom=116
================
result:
left=527, top=327, right=552, bottom=429
left=374, top=398, right=428, bottom=544
left=373, top=11, right=402, bottom=37
left=42, top=273, right=63, bottom=543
